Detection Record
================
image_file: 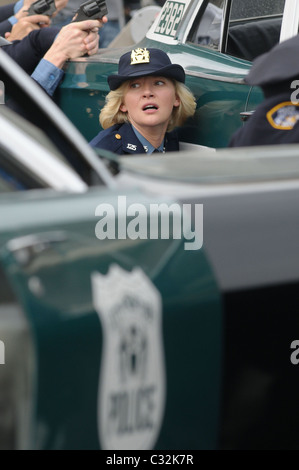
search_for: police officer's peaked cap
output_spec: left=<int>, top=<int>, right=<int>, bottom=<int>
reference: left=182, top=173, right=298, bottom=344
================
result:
left=245, top=34, right=299, bottom=87
left=108, top=48, right=185, bottom=90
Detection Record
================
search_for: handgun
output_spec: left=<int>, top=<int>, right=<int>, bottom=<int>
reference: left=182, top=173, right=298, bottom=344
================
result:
left=27, top=0, right=56, bottom=16
left=72, top=0, right=108, bottom=22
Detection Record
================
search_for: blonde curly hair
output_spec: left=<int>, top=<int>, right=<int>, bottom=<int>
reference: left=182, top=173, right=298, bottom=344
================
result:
left=99, top=79, right=196, bottom=132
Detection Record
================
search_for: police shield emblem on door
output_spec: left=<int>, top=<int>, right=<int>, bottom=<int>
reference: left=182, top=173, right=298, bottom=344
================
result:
left=92, top=265, right=166, bottom=450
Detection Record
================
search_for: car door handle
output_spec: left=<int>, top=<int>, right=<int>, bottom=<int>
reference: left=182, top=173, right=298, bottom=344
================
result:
left=240, top=111, right=255, bottom=122
left=6, top=231, right=68, bottom=267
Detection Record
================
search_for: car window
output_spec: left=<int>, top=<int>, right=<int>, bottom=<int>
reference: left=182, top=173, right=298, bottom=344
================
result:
left=187, top=0, right=286, bottom=60
left=226, top=0, right=286, bottom=60
left=0, top=168, right=21, bottom=192
left=0, top=105, right=89, bottom=193
left=229, top=0, right=285, bottom=20
left=0, top=49, right=113, bottom=188
left=0, top=169, right=27, bottom=192
left=187, top=0, right=225, bottom=49
left=0, top=105, right=68, bottom=164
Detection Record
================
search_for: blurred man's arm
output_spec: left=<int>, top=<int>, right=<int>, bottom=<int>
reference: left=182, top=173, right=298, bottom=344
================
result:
left=32, top=18, right=106, bottom=95
left=1, top=25, right=59, bottom=73
left=5, top=14, right=51, bottom=40
left=0, top=1, right=44, bottom=36
left=0, top=2, right=19, bottom=36
left=30, top=58, right=64, bottom=95
left=43, top=18, right=105, bottom=67
left=0, top=4, right=15, bottom=22
left=0, top=0, right=68, bottom=37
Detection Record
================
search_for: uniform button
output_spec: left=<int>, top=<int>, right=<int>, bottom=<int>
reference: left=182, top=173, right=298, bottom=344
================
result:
left=115, top=134, right=121, bottom=140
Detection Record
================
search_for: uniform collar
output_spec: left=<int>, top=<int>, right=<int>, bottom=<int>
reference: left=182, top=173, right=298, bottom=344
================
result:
left=117, top=123, right=145, bottom=154
left=132, top=126, right=165, bottom=153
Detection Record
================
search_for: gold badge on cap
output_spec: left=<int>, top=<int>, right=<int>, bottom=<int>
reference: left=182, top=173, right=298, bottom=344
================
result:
left=130, top=48, right=150, bottom=65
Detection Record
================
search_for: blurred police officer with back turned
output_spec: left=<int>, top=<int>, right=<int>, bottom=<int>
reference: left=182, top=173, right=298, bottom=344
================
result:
left=229, top=34, right=299, bottom=147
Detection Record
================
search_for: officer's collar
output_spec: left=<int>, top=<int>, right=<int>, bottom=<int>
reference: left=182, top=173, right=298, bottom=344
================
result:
left=132, top=126, right=165, bottom=153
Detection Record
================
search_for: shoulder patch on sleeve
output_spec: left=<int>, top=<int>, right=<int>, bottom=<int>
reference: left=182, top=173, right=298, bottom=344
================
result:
left=266, top=101, right=299, bottom=130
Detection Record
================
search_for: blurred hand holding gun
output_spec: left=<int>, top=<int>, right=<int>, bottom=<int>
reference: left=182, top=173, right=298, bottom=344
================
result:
left=27, top=0, right=57, bottom=16
left=72, top=0, right=108, bottom=22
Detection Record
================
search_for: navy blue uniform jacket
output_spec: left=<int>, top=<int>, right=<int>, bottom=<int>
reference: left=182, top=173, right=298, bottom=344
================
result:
left=0, top=3, right=14, bottom=37
left=1, top=26, right=59, bottom=74
left=89, top=123, right=180, bottom=154
left=229, top=91, right=299, bottom=147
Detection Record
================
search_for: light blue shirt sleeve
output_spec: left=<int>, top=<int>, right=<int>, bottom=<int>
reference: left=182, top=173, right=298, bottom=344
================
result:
left=8, top=15, right=18, bottom=25
left=31, top=59, right=65, bottom=96
left=8, top=0, right=24, bottom=25
left=14, top=0, right=24, bottom=13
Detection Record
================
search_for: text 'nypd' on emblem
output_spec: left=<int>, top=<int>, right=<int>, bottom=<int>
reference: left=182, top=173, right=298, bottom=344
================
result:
left=91, top=265, right=166, bottom=450
left=131, top=48, right=150, bottom=65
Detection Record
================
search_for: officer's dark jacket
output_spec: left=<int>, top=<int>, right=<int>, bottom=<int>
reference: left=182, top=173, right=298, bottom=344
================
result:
left=1, top=26, right=59, bottom=74
left=229, top=90, right=299, bottom=147
left=0, top=3, right=14, bottom=37
left=89, top=122, right=180, bottom=154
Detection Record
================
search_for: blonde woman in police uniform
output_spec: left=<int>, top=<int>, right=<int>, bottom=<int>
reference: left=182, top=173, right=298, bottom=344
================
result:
left=89, top=47, right=196, bottom=155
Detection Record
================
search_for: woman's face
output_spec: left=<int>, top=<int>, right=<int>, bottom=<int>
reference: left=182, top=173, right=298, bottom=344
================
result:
left=119, top=76, right=180, bottom=134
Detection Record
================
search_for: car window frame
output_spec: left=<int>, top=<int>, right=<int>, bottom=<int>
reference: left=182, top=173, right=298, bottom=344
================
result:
left=280, top=0, right=299, bottom=41
left=0, top=143, right=45, bottom=192
left=0, top=110, right=88, bottom=192
left=0, top=49, right=115, bottom=188
left=159, top=0, right=299, bottom=58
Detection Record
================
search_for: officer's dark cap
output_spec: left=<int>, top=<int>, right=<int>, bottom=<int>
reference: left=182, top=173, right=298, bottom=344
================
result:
left=108, top=48, right=185, bottom=91
left=245, top=34, right=299, bottom=88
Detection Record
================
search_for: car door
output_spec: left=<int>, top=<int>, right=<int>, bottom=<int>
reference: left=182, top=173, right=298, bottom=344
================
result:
left=0, top=44, right=222, bottom=450
left=116, top=145, right=299, bottom=450
left=0, top=187, right=223, bottom=449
